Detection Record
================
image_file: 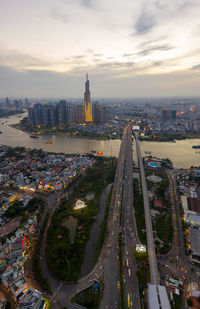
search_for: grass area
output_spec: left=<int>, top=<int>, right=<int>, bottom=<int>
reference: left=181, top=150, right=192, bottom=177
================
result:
left=93, top=186, right=112, bottom=265
left=133, top=179, right=146, bottom=244
left=136, top=264, right=150, bottom=308
left=45, top=161, right=115, bottom=282
left=118, top=233, right=125, bottom=309
left=154, top=212, right=173, bottom=254
left=32, top=212, right=52, bottom=294
left=136, top=264, right=150, bottom=287
left=71, top=284, right=102, bottom=308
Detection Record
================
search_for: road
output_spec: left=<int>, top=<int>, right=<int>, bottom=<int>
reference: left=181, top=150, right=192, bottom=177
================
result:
left=121, top=126, right=141, bottom=309
left=100, top=125, right=129, bottom=308
left=38, top=125, right=141, bottom=308
left=81, top=183, right=112, bottom=278
left=101, top=125, right=141, bottom=308
left=134, top=132, right=159, bottom=285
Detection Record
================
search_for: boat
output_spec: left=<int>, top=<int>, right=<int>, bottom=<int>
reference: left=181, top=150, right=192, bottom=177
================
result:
left=45, top=141, right=52, bottom=144
left=145, top=151, right=151, bottom=155
left=30, top=135, right=38, bottom=139
left=192, top=145, right=200, bottom=149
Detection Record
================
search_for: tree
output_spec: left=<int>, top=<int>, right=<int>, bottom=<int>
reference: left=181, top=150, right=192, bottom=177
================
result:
left=5, top=302, right=11, bottom=309
left=187, top=297, right=193, bottom=306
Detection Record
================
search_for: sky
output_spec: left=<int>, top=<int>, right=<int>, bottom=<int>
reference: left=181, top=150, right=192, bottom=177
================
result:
left=0, top=0, right=200, bottom=98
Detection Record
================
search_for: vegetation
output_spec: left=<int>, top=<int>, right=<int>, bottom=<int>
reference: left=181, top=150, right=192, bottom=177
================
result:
left=0, top=197, right=45, bottom=244
left=146, top=171, right=173, bottom=254
left=172, top=295, right=182, bottom=309
left=136, top=264, right=150, bottom=308
left=5, top=197, right=45, bottom=220
left=45, top=160, right=115, bottom=281
left=0, top=109, right=24, bottom=118
left=43, top=297, right=51, bottom=309
left=133, top=178, right=146, bottom=244
left=187, top=297, right=193, bottom=306
left=32, top=212, right=52, bottom=294
left=5, top=302, right=11, bottom=309
left=136, top=264, right=150, bottom=287
left=154, top=213, right=173, bottom=254
left=93, top=186, right=112, bottom=265
left=139, top=131, right=200, bottom=142
left=15, top=121, right=122, bottom=140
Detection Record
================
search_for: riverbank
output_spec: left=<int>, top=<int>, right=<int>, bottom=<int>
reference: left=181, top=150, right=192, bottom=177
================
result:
left=140, top=132, right=200, bottom=142
left=11, top=123, right=120, bottom=140
left=0, top=110, right=25, bottom=118
left=2, top=113, right=200, bottom=168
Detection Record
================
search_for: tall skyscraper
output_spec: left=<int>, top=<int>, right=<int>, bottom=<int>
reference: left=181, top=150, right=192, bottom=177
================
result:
left=84, top=74, right=93, bottom=122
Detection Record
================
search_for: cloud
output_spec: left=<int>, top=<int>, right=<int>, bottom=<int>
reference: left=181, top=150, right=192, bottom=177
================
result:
left=0, top=50, right=52, bottom=71
left=97, top=61, right=134, bottom=70
left=135, top=5, right=156, bottom=34
left=138, top=44, right=174, bottom=56
left=61, top=0, right=93, bottom=9
left=50, top=7, right=69, bottom=24
left=191, top=64, right=200, bottom=70
left=79, top=0, right=92, bottom=8
left=0, top=64, right=200, bottom=98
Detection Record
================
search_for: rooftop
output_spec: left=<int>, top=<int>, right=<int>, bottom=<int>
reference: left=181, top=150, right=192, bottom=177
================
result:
left=147, top=284, right=171, bottom=309
left=187, top=198, right=200, bottom=214
left=189, top=228, right=200, bottom=254
left=187, top=213, right=200, bottom=224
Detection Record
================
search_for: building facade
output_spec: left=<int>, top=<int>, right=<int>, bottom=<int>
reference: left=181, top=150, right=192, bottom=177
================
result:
left=84, top=74, right=93, bottom=122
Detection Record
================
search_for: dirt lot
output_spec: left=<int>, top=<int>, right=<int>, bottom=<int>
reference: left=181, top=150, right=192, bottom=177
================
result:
left=0, top=216, right=21, bottom=237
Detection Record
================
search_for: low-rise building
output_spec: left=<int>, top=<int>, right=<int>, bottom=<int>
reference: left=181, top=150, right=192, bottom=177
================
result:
left=186, top=213, right=200, bottom=229
left=189, top=227, right=200, bottom=267
left=0, top=291, right=6, bottom=309
left=17, top=288, right=46, bottom=308
left=10, top=276, right=27, bottom=299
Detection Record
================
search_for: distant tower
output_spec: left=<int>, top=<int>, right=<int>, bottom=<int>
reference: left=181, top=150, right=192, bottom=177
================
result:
left=84, top=74, right=93, bottom=122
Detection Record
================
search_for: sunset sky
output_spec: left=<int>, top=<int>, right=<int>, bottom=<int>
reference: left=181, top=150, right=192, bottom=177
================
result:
left=0, top=0, right=200, bottom=97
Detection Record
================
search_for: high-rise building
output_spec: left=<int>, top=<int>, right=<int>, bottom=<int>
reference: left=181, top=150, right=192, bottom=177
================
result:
left=171, top=110, right=177, bottom=120
left=93, top=102, right=106, bottom=123
left=58, top=100, right=67, bottom=124
left=162, top=109, right=171, bottom=122
left=76, top=104, right=84, bottom=123
left=84, top=74, right=93, bottom=122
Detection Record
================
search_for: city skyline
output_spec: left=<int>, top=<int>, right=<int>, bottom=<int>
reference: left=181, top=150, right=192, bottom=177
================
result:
left=0, top=0, right=200, bottom=97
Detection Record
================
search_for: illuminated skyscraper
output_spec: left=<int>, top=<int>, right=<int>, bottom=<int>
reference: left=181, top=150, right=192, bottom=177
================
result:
left=84, top=74, right=93, bottom=122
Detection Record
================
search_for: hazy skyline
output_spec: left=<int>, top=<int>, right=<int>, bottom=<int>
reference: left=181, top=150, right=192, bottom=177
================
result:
left=0, top=0, right=200, bottom=97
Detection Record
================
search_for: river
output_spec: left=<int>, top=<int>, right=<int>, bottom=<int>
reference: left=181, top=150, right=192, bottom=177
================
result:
left=0, top=113, right=200, bottom=169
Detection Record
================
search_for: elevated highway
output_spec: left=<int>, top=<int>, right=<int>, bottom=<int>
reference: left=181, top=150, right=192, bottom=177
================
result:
left=134, top=132, right=159, bottom=285
left=40, top=126, right=141, bottom=308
